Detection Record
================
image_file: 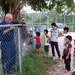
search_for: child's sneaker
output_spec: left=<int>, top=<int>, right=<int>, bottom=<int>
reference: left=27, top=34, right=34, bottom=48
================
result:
left=59, top=57, right=62, bottom=60
left=57, top=64, right=63, bottom=68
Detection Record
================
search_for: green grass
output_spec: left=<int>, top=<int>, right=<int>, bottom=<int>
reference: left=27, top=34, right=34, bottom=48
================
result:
left=21, top=35, right=57, bottom=75
left=41, top=35, right=44, bottom=49
left=22, top=49, right=56, bottom=75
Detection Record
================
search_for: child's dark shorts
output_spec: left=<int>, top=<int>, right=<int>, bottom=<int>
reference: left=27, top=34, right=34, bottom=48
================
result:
left=44, top=45, right=49, bottom=52
left=36, top=44, right=41, bottom=49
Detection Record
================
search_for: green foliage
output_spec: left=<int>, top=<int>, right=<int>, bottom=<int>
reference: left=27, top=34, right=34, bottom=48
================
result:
left=65, top=0, right=74, bottom=7
left=27, top=0, right=48, bottom=11
left=0, top=0, right=75, bottom=14
left=1, top=0, right=15, bottom=3
left=27, top=0, right=75, bottom=13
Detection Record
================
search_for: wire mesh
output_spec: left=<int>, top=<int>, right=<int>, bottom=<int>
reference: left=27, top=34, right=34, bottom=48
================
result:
left=25, top=13, right=75, bottom=32
left=0, top=24, right=23, bottom=75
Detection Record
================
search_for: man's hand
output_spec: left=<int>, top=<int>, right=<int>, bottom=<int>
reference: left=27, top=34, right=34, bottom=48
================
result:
left=10, top=27, right=15, bottom=30
left=19, top=19, right=26, bottom=24
left=22, top=20, right=26, bottom=24
left=3, top=27, right=15, bottom=35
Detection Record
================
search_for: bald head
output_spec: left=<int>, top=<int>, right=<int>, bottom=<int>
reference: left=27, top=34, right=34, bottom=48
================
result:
left=5, top=13, right=13, bottom=24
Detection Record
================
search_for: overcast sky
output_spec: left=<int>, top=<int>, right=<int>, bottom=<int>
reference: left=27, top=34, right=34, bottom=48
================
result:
left=22, top=6, right=36, bottom=13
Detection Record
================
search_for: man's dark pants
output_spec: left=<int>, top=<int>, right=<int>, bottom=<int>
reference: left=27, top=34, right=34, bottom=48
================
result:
left=1, top=41, right=16, bottom=74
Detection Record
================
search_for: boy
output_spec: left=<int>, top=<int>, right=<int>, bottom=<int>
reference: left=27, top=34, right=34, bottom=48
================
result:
left=63, top=27, right=69, bottom=45
left=58, top=27, right=69, bottom=67
left=62, top=35, right=72, bottom=73
left=44, top=29, right=50, bottom=57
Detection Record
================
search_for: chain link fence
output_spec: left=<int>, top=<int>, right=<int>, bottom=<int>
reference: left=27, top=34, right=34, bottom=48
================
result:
left=0, top=24, right=30, bottom=75
left=0, top=23, right=47, bottom=75
left=24, top=13, right=75, bottom=32
left=0, top=13, right=75, bottom=75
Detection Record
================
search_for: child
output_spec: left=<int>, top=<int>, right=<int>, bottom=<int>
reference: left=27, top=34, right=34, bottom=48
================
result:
left=63, top=27, right=69, bottom=45
left=62, top=35, right=72, bottom=73
left=31, top=32, right=41, bottom=56
left=44, top=29, right=50, bottom=57
left=62, top=27, right=69, bottom=61
left=57, top=27, right=69, bottom=68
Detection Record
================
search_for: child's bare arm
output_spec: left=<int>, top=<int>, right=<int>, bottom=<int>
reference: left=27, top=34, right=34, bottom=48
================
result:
left=66, top=48, right=71, bottom=59
left=30, top=37, right=35, bottom=40
left=46, top=34, right=50, bottom=39
left=47, top=35, right=51, bottom=41
left=46, top=34, right=50, bottom=42
left=58, top=32, right=63, bottom=37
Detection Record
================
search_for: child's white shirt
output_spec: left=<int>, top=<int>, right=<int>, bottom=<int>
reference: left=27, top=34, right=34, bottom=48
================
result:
left=44, top=35, right=49, bottom=46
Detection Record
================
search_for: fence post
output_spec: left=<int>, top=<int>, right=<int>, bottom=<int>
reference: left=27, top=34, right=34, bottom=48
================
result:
left=32, top=14, right=35, bottom=49
left=18, top=26, right=22, bottom=73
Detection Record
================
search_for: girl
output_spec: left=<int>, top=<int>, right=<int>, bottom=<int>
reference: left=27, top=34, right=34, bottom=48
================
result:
left=44, top=29, right=50, bottom=57
left=31, top=32, right=41, bottom=56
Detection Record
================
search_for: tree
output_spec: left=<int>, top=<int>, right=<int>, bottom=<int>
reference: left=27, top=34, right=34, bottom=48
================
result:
left=0, top=0, right=75, bottom=21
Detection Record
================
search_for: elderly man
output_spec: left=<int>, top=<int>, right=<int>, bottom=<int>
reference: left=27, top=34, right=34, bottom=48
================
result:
left=0, top=13, right=16, bottom=74
left=0, top=13, right=26, bottom=74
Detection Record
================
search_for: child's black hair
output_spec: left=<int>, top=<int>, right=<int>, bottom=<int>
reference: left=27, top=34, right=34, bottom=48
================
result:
left=36, top=32, right=40, bottom=36
left=66, top=35, right=72, bottom=42
left=64, top=27, right=69, bottom=32
left=51, top=22, right=56, bottom=27
left=44, top=29, right=48, bottom=34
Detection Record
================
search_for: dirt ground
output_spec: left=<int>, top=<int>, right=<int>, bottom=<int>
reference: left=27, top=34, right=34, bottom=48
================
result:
left=47, top=32, right=75, bottom=75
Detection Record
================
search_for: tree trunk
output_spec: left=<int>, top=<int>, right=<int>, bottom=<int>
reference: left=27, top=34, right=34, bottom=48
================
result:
left=3, top=0, right=21, bottom=21
left=2, top=0, right=27, bottom=21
